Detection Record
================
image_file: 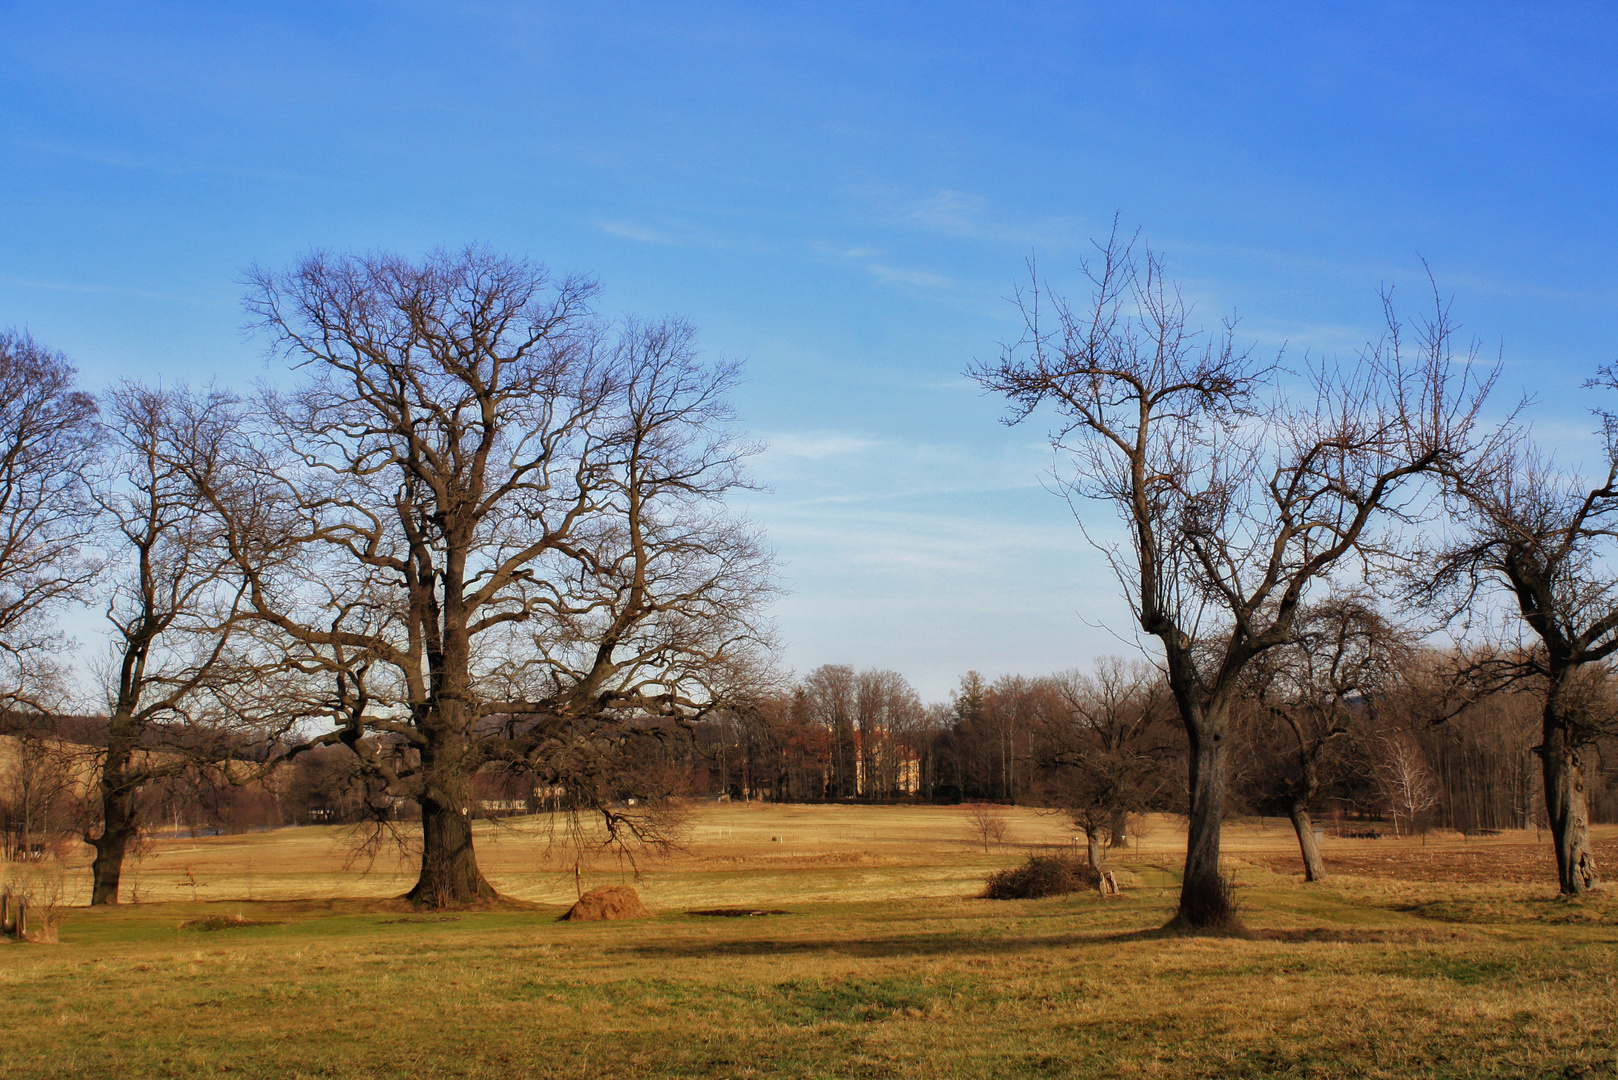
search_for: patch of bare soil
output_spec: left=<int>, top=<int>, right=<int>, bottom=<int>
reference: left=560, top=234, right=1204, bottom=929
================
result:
left=1251, top=836, right=1618, bottom=884
left=179, top=914, right=282, bottom=931
left=686, top=908, right=789, bottom=917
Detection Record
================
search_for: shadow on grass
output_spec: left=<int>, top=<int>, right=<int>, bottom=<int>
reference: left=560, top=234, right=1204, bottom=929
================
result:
left=617, top=922, right=1464, bottom=960
left=620, top=931, right=1116, bottom=960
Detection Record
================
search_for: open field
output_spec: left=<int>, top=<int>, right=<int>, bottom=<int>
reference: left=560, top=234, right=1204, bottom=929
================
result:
left=4, top=806, right=1618, bottom=1079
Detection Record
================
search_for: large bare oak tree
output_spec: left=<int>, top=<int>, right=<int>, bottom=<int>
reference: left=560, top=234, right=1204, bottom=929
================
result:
left=202, top=249, right=773, bottom=907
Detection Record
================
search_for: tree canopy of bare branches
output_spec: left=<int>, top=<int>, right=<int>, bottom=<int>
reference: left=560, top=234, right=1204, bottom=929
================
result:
left=1033, top=658, right=1179, bottom=872
left=1425, top=371, right=1618, bottom=893
left=1236, top=594, right=1412, bottom=880
left=199, top=248, right=774, bottom=906
left=972, top=227, right=1493, bottom=928
left=0, top=331, right=99, bottom=714
left=85, top=384, right=268, bottom=904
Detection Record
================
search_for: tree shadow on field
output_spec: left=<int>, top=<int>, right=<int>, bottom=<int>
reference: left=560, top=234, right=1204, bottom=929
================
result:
left=619, top=923, right=1229, bottom=960
left=619, top=924, right=1469, bottom=961
left=1079, top=925, right=1473, bottom=945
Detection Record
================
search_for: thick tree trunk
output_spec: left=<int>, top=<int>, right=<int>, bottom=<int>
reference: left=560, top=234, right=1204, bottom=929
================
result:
left=90, top=800, right=138, bottom=905
left=406, top=701, right=496, bottom=908
left=1108, top=807, right=1129, bottom=848
left=1540, top=721, right=1598, bottom=895
left=1085, top=826, right=1105, bottom=873
left=89, top=728, right=139, bottom=906
left=407, top=794, right=496, bottom=906
left=1288, top=799, right=1325, bottom=883
left=1173, top=717, right=1238, bottom=929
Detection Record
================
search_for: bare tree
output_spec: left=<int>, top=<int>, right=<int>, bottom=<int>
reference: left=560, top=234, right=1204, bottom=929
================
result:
left=83, top=384, right=269, bottom=904
left=1417, top=679, right=1541, bottom=834
left=1, top=837, right=70, bottom=942
left=1034, top=658, right=1179, bottom=872
left=1426, top=418, right=1618, bottom=891
left=1372, top=730, right=1443, bottom=837
left=802, top=665, right=858, bottom=797
left=963, top=802, right=1009, bottom=851
left=0, top=732, right=79, bottom=862
left=972, top=228, right=1491, bottom=927
left=1238, top=595, right=1412, bottom=881
left=0, top=331, right=99, bottom=712
left=707, top=689, right=830, bottom=801
left=199, top=249, right=773, bottom=907
left=855, top=669, right=924, bottom=797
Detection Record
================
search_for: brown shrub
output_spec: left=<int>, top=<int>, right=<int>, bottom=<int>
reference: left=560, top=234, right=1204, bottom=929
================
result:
left=981, top=855, right=1100, bottom=900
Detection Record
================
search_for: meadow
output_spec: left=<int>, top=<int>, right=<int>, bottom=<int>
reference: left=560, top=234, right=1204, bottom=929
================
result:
left=3, top=804, right=1617, bottom=1079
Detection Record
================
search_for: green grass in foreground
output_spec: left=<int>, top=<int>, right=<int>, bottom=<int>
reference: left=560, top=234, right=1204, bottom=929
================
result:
left=4, top=868, right=1618, bottom=1079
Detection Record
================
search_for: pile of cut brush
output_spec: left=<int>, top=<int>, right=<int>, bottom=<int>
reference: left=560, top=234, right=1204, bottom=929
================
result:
left=981, top=855, right=1101, bottom=900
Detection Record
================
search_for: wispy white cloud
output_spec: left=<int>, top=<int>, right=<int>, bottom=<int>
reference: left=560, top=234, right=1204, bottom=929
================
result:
left=889, top=187, right=1089, bottom=248
left=1172, top=236, right=1616, bottom=309
left=811, top=240, right=954, bottom=292
left=905, top=189, right=991, bottom=239
left=745, top=429, right=1056, bottom=508
left=1519, top=415, right=1609, bottom=468
left=749, top=494, right=1135, bottom=698
left=763, top=505, right=1091, bottom=575
left=808, top=241, right=882, bottom=260
left=595, top=219, right=679, bottom=245
left=1240, top=318, right=1373, bottom=355
left=869, top=264, right=951, bottom=289
left=763, top=430, right=885, bottom=459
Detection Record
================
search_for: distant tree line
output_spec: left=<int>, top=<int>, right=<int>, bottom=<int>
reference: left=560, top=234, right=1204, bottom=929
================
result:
left=686, top=648, right=1617, bottom=844
left=7, top=633, right=1611, bottom=866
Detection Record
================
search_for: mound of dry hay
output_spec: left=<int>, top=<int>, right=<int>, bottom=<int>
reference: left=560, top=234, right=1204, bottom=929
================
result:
left=558, top=886, right=652, bottom=922
left=981, top=855, right=1101, bottom=899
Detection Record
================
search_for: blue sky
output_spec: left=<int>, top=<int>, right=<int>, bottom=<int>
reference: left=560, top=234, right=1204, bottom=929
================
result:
left=3, top=2, right=1615, bottom=700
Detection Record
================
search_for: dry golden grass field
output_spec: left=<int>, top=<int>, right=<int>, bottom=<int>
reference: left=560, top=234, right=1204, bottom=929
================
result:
left=4, top=804, right=1618, bottom=1079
